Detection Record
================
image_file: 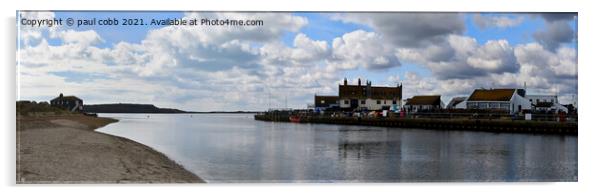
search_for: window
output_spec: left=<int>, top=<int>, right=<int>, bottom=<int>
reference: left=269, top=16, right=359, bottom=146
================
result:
left=377, top=100, right=381, bottom=104
left=393, top=100, right=397, bottom=104
left=500, top=103, right=510, bottom=110
left=361, top=100, right=366, bottom=104
left=344, top=100, right=349, bottom=104
left=321, top=100, right=325, bottom=104
left=468, top=102, right=478, bottom=109
left=384, top=100, right=387, bottom=104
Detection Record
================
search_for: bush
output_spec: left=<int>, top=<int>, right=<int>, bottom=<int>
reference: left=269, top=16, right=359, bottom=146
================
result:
left=16, top=101, right=69, bottom=116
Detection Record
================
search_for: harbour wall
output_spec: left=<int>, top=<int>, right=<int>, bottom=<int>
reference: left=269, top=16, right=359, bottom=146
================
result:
left=254, top=114, right=577, bottom=135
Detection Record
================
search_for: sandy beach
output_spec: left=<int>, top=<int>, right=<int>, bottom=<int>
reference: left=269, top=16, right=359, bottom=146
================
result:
left=17, top=114, right=203, bottom=183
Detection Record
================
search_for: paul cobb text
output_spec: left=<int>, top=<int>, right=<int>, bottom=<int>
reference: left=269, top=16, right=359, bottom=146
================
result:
left=20, top=17, right=263, bottom=28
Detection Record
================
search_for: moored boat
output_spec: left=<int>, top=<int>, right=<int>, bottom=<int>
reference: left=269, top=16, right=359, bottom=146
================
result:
left=289, top=115, right=301, bottom=123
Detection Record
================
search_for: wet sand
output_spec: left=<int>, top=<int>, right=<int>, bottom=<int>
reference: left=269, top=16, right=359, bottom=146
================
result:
left=17, top=114, right=203, bottom=183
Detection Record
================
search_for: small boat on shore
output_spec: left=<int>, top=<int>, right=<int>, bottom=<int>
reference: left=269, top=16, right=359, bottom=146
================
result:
left=83, top=112, right=98, bottom=117
left=289, top=115, right=301, bottom=123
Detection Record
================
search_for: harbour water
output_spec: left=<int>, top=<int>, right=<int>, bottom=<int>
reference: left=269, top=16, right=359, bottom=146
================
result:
left=97, top=113, right=577, bottom=182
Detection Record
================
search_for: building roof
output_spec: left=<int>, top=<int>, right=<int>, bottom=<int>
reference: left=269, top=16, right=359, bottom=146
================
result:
left=339, top=85, right=365, bottom=98
left=406, top=95, right=441, bottom=106
left=339, top=85, right=401, bottom=99
left=467, top=89, right=516, bottom=101
left=370, top=86, right=402, bottom=99
left=314, top=95, right=339, bottom=102
left=51, top=95, right=82, bottom=102
left=447, top=97, right=467, bottom=107
left=314, top=95, right=339, bottom=108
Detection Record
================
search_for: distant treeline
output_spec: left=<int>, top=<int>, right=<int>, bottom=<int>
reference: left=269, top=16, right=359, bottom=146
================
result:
left=83, top=103, right=186, bottom=113
left=188, top=111, right=261, bottom=114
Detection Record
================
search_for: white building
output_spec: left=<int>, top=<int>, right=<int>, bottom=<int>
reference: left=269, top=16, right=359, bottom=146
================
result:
left=446, top=97, right=467, bottom=109
left=526, top=95, right=559, bottom=104
left=466, top=88, right=531, bottom=114
left=526, top=95, right=568, bottom=113
left=338, top=78, right=403, bottom=111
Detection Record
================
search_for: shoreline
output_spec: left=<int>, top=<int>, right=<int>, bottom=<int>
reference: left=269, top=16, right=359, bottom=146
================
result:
left=255, top=114, right=577, bottom=135
left=17, top=114, right=204, bottom=183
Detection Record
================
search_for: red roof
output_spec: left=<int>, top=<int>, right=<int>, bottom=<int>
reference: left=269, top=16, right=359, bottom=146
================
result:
left=467, top=89, right=516, bottom=101
left=339, top=85, right=401, bottom=99
left=406, top=95, right=441, bottom=105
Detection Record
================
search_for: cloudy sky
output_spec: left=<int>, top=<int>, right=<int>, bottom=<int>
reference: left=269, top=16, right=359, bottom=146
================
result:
left=17, top=11, right=577, bottom=111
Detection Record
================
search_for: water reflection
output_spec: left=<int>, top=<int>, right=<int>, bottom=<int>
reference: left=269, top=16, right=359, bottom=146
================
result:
left=97, top=114, right=577, bottom=182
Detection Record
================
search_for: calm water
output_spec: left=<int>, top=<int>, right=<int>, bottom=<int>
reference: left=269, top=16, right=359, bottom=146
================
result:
left=96, top=114, right=577, bottom=182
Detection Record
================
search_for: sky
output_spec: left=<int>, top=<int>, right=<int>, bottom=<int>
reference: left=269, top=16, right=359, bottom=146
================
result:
left=17, top=11, right=578, bottom=111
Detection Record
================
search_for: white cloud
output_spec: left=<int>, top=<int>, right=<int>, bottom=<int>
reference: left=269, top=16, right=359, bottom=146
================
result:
left=533, top=20, right=575, bottom=51
left=540, top=13, right=576, bottom=22
left=514, top=43, right=577, bottom=78
left=19, top=11, right=55, bottom=20
left=18, top=11, right=57, bottom=47
left=17, top=12, right=578, bottom=111
left=291, top=33, right=329, bottom=62
left=18, top=12, right=340, bottom=111
left=50, top=29, right=103, bottom=45
left=392, top=37, right=576, bottom=105
left=328, top=30, right=400, bottom=71
left=387, top=72, right=478, bottom=104
left=182, top=12, right=308, bottom=44
left=19, top=38, right=119, bottom=75
left=117, top=12, right=309, bottom=76
left=397, top=35, right=519, bottom=79
left=467, top=40, right=517, bottom=72
left=260, top=33, right=329, bottom=67
left=332, top=13, right=464, bottom=47
left=473, top=14, right=525, bottom=29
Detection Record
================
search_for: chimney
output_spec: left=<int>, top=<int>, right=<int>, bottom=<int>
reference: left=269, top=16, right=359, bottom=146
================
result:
left=399, top=81, right=403, bottom=101
left=366, top=80, right=372, bottom=97
left=358, top=78, right=361, bottom=86
left=399, top=82, right=403, bottom=98
left=59, top=93, right=63, bottom=98
left=344, top=78, right=347, bottom=86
